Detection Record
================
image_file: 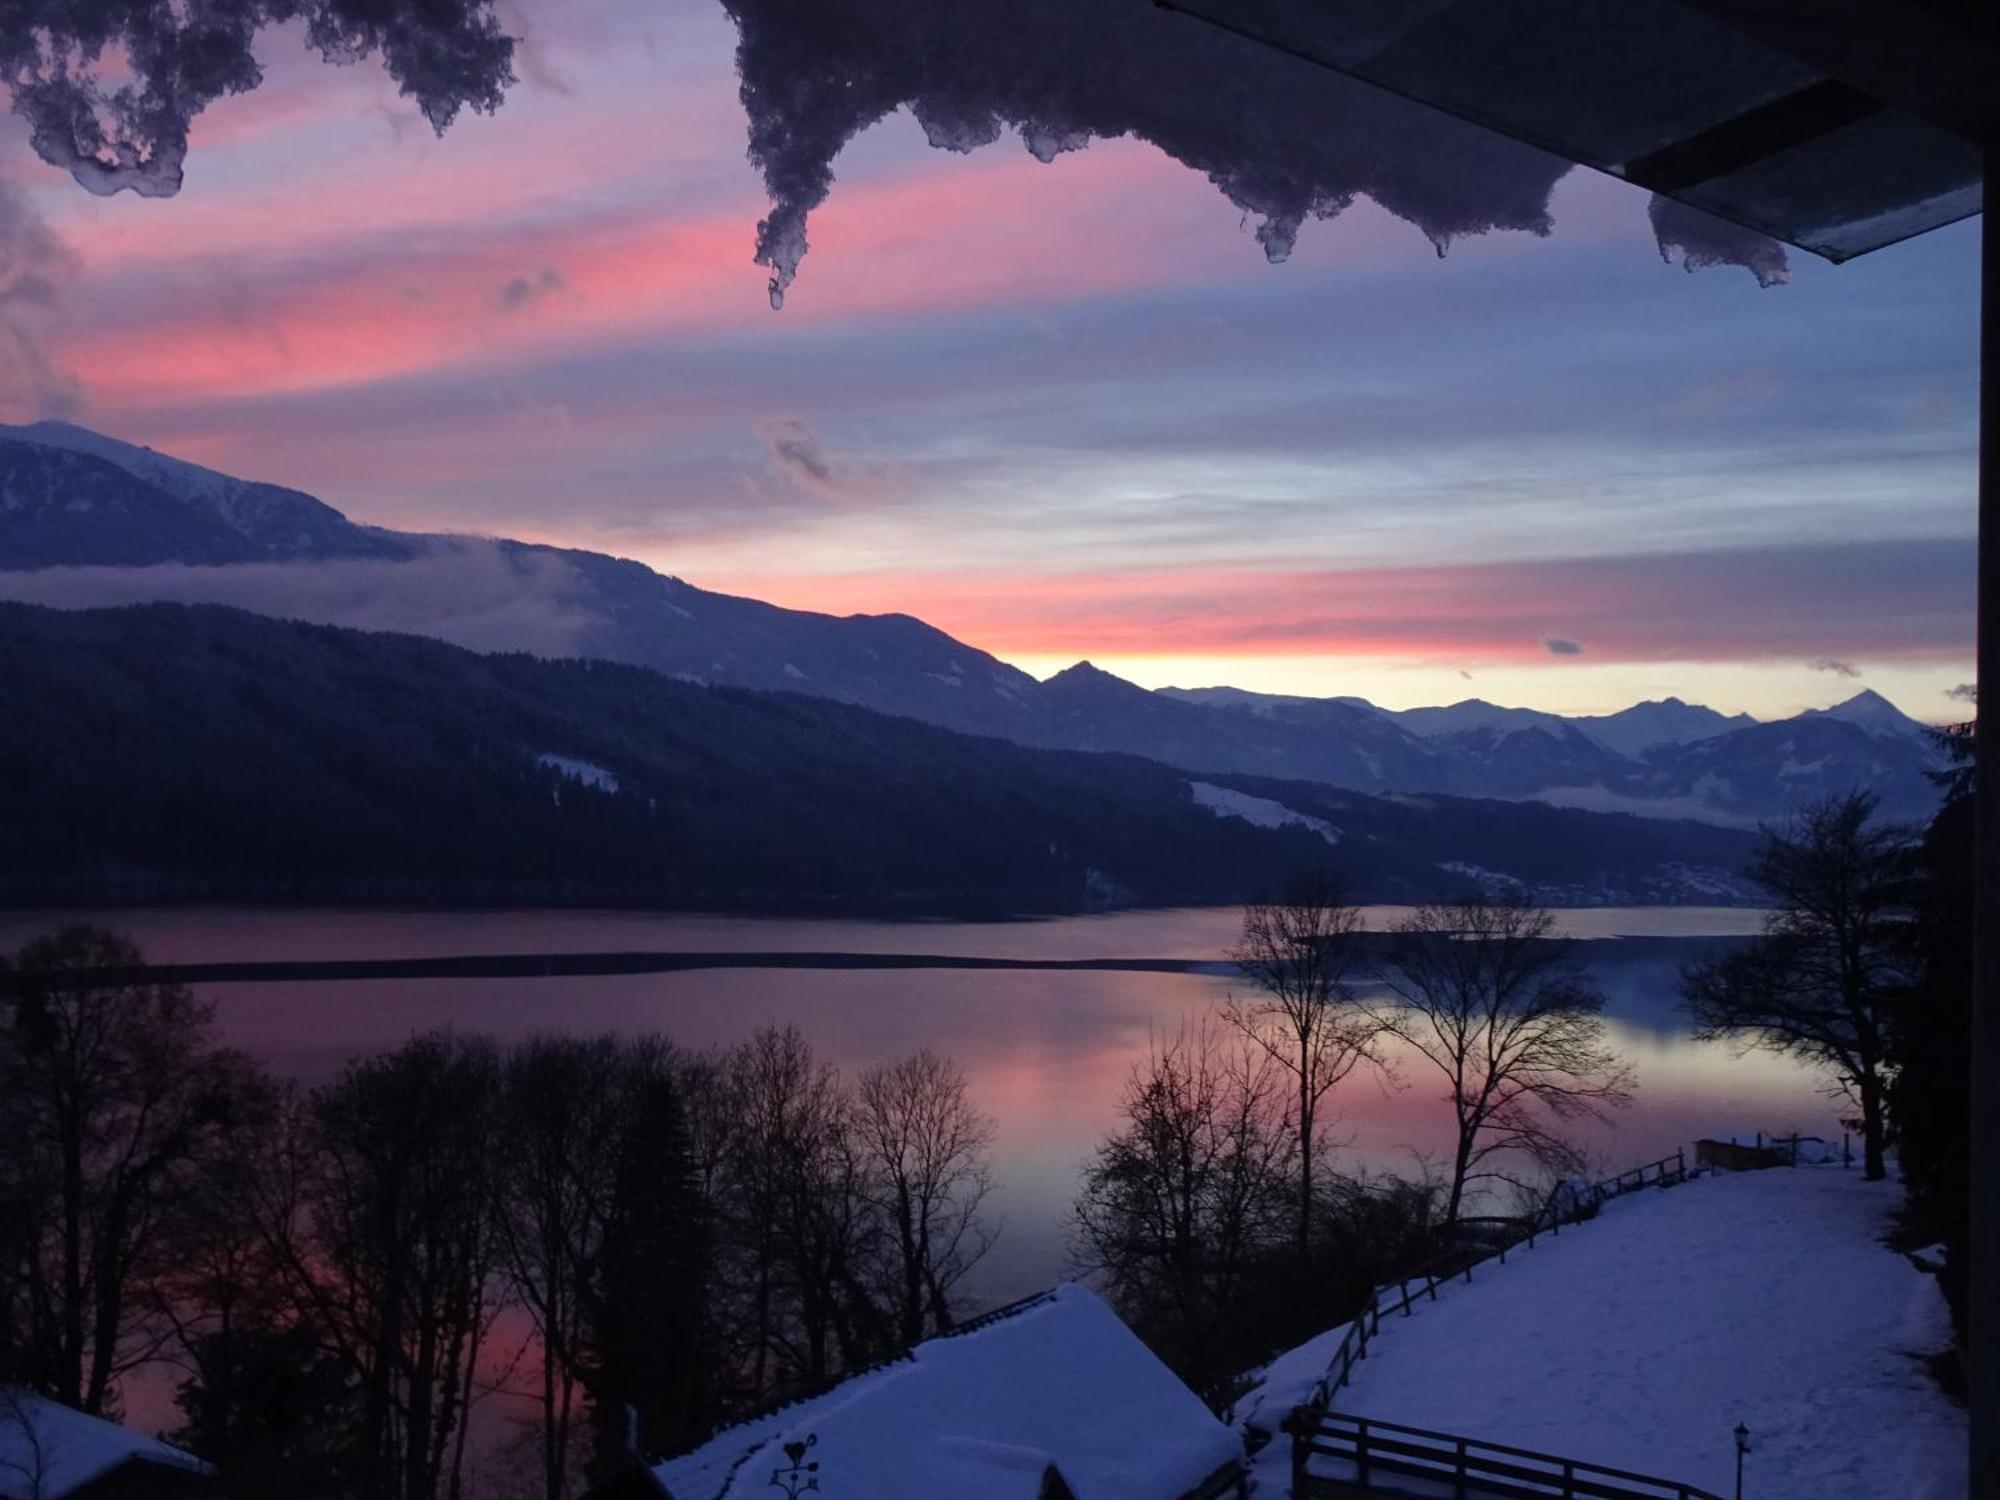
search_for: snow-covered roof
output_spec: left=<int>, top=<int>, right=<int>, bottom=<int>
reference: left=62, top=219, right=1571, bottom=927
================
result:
left=0, top=1389, right=213, bottom=1499
left=646, top=1284, right=1242, bottom=1500
left=1156, top=0, right=1986, bottom=265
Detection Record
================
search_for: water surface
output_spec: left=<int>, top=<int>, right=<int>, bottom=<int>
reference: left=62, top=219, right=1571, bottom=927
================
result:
left=0, top=905, right=1841, bottom=1301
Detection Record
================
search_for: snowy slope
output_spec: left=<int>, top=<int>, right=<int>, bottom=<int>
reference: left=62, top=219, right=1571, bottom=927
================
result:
left=1189, top=780, right=1340, bottom=844
left=1240, top=1170, right=1964, bottom=1499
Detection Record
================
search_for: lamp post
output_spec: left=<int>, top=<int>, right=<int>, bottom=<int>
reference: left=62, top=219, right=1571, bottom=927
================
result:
left=1733, top=1422, right=1750, bottom=1500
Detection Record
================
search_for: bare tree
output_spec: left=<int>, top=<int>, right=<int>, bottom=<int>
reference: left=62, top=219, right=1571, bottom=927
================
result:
left=854, top=1050, right=996, bottom=1346
left=1071, top=1021, right=1294, bottom=1404
left=1373, top=897, right=1634, bottom=1223
left=256, top=1033, right=506, bottom=1500
left=146, top=1069, right=371, bottom=1500
left=724, top=1027, right=883, bottom=1395
left=675, top=1050, right=740, bottom=1215
left=1682, top=793, right=1911, bottom=1180
left=1225, top=874, right=1378, bottom=1259
left=495, top=1036, right=638, bottom=1500
left=0, top=926, right=264, bottom=1415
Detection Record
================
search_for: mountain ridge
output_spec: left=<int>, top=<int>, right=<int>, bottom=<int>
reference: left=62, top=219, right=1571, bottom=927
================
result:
left=0, top=424, right=1944, bottom=826
left=0, top=601, right=1762, bottom=911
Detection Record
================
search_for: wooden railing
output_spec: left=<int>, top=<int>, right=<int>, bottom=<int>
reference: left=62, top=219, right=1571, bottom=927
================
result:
left=1287, top=1411, right=1726, bottom=1500
left=1306, top=1151, right=1693, bottom=1407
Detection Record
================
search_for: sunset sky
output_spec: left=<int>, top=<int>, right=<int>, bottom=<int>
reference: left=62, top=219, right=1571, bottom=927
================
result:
left=0, top=0, right=1978, bottom=720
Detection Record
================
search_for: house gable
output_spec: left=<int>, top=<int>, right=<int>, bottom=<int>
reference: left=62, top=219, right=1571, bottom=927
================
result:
left=602, top=1284, right=1244, bottom=1500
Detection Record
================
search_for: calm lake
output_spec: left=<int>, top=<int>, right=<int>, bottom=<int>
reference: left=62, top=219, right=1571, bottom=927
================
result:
left=0, top=905, right=1842, bottom=1304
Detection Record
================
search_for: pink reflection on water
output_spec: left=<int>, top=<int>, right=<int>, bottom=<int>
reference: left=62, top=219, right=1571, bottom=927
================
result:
left=0, top=907, right=1837, bottom=1306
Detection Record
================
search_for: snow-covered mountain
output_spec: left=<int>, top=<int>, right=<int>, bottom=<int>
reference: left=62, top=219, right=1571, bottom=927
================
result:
left=0, top=424, right=1946, bottom=827
left=1625, top=701, right=1944, bottom=824
left=1178, top=687, right=1755, bottom=761
left=0, top=425, right=1044, bottom=741
left=1798, top=687, right=1932, bottom=742
left=1573, top=697, right=1757, bottom=757
left=1163, top=680, right=1939, bottom=823
left=1426, top=721, right=1637, bottom=800
left=1387, top=698, right=1577, bottom=742
left=0, top=440, right=265, bottom=567
left=2, top=421, right=410, bottom=562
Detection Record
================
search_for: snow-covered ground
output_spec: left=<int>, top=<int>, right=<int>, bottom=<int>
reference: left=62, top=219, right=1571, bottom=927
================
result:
left=1188, top=781, right=1341, bottom=844
left=534, top=752, right=619, bottom=792
left=1239, top=1168, right=1964, bottom=1499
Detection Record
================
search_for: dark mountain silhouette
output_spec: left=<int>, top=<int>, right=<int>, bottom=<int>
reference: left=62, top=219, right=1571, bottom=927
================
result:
left=0, top=603, right=1760, bottom=911
left=0, top=425, right=1943, bottom=825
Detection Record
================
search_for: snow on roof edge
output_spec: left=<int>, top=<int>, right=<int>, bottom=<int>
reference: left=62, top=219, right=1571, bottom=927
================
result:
left=651, top=1283, right=1241, bottom=1500
left=664, top=1287, right=1066, bottom=1468
left=1, top=1388, right=213, bottom=1499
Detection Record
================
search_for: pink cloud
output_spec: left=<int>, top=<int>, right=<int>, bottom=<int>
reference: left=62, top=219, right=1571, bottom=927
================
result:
left=56, top=108, right=1530, bottom=417
left=715, top=541, right=1972, bottom=666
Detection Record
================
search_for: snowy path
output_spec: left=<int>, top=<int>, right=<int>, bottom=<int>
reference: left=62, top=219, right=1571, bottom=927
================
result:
left=1243, top=1169, right=1964, bottom=1499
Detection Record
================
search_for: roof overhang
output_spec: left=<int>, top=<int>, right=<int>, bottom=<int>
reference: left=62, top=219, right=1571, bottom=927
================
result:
left=1156, top=0, right=1992, bottom=260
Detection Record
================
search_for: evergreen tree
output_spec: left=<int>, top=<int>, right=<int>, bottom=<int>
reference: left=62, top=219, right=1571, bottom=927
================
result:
left=584, top=1068, right=714, bottom=1473
left=171, top=1324, right=363, bottom=1500
left=1890, top=729, right=1972, bottom=1335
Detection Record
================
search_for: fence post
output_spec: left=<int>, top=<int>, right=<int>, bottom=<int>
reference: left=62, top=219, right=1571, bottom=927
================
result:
left=1357, top=1419, right=1370, bottom=1489
left=1455, top=1436, right=1468, bottom=1500
left=1290, top=1412, right=1307, bottom=1497
left=1562, top=1459, right=1575, bottom=1499
left=1401, top=1280, right=1412, bottom=1316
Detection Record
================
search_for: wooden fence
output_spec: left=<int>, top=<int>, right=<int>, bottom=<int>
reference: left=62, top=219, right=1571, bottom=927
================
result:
left=1287, top=1412, right=1726, bottom=1500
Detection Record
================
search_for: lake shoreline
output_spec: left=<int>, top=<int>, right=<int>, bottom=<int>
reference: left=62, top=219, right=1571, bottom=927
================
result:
left=0, top=932, right=1757, bottom=990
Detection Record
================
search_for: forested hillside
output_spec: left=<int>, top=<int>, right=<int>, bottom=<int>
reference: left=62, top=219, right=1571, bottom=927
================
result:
left=0, top=428, right=1944, bottom=829
left=0, top=604, right=1757, bottom=912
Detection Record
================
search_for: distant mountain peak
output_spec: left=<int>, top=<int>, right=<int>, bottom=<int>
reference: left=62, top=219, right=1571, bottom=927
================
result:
left=1806, top=688, right=1927, bottom=739
left=1043, top=660, right=1161, bottom=703
left=1049, top=659, right=1116, bottom=683
left=0, top=424, right=1945, bottom=829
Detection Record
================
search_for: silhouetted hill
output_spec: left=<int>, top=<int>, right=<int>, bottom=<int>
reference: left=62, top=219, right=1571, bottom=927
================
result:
left=0, top=424, right=1942, bottom=825
left=0, top=604, right=1760, bottom=912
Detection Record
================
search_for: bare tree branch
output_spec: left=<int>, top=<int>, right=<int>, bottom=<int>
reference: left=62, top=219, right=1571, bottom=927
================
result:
left=1371, top=897, right=1633, bottom=1223
left=1224, top=873, right=1382, bottom=1262
left=854, top=1050, right=996, bottom=1347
